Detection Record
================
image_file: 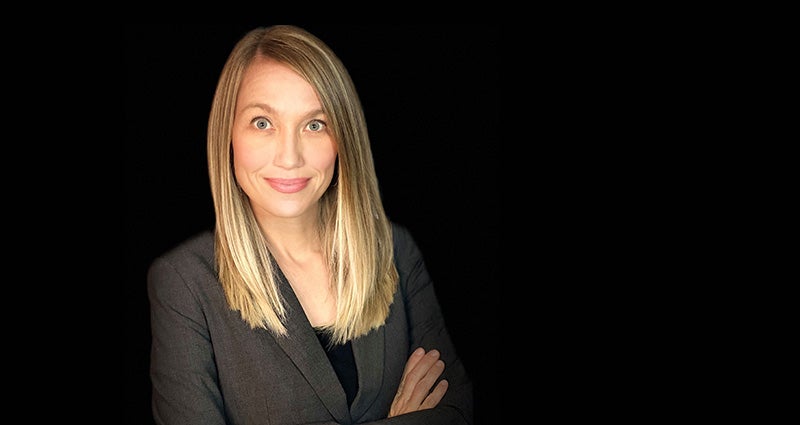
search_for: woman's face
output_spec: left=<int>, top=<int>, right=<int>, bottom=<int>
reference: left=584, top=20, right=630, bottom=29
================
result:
left=232, top=57, right=337, bottom=223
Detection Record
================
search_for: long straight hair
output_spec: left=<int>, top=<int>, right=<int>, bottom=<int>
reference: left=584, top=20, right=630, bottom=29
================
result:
left=207, top=25, right=397, bottom=344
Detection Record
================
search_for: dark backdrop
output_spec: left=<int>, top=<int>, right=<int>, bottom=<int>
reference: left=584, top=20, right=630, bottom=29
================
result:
left=125, top=24, right=499, bottom=425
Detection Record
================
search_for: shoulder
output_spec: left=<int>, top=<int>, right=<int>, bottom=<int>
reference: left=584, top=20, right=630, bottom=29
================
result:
left=390, top=221, right=416, bottom=255
left=158, top=229, right=213, bottom=259
left=147, top=229, right=220, bottom=306
left=390, top=221, right=412, bottom=247
left=389, top=221, right=425, bottom=274
left=148, top=229, right=216, bottom=281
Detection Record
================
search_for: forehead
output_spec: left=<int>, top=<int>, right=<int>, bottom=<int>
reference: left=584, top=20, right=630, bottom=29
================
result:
left=237, top=57, right=320, bottom=107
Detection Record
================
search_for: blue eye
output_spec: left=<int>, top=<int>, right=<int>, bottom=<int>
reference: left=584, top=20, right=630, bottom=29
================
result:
left=307, top=120, right=326, bottom=132
left=253, top=118, right=271, bottom=130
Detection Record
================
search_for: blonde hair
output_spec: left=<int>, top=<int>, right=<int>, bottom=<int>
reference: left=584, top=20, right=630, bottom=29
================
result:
left=207, top=25, right=397, bottom=344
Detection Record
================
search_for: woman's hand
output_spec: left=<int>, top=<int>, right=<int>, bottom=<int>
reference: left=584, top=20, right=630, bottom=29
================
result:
left=388, top=347, right=449, bottom=417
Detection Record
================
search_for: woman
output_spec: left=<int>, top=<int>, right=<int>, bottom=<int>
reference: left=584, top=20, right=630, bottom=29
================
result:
left=148, top=25, right=473, bottom=424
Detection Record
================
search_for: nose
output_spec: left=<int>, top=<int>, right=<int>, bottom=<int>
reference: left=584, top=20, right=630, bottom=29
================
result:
left=272, top=129, right=303, bottom=169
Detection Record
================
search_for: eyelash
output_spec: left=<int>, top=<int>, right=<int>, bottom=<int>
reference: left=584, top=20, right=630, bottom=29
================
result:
left=252, top=117, right=327, bottom=132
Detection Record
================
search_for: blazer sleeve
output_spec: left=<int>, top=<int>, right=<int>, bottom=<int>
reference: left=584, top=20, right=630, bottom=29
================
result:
left=382, top=223, right=474, bottom=424
left=148, top=252, right=228, bottom=425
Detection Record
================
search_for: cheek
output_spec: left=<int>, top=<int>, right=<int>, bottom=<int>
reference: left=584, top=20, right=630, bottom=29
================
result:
left=232, top=139, right=268, bottom=173
left=309, top=143, right=338, bottom=175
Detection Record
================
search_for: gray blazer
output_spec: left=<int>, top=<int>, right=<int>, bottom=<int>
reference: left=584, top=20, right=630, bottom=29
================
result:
left=148, top=222, right=473, bottom=424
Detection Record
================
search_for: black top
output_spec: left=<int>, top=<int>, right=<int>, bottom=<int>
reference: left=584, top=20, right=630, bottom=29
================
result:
left=315, top=328, right=358, bottom=407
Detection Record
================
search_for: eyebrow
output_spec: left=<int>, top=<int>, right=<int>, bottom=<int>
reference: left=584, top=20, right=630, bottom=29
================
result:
left=241, top=103, right=325, bottom=121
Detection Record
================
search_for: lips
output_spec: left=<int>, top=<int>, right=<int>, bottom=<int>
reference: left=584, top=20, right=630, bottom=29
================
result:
left=267, top=178, right=309, bottom=193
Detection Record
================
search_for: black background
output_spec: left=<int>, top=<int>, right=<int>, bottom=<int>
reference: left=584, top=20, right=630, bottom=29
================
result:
left=125, top=24, right=499, bottom=425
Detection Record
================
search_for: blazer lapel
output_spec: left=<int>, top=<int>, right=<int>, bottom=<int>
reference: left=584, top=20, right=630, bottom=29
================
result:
left=350, top=324, right=385, bottom=420
left=273, top=271, right=351, bottom=424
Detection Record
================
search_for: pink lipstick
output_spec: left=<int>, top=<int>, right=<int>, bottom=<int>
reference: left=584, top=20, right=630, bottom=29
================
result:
left=267, top=178, right=309, bottom=194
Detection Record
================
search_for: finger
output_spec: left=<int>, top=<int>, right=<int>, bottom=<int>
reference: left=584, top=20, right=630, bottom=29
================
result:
left=389, top=350, right=447, bottom=417
left=397, top=348, right=436, bottom=398
left=394, top=348, right=426, bottom=400
left=420, top=379, right=449, bottom=410
left=401, top=350, right=440, bottom=395
left=409, top=349, right=439, bottom=378
left=402, top=347, right=426, bottom=376
left=404, top=358, right=445, bottom=408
